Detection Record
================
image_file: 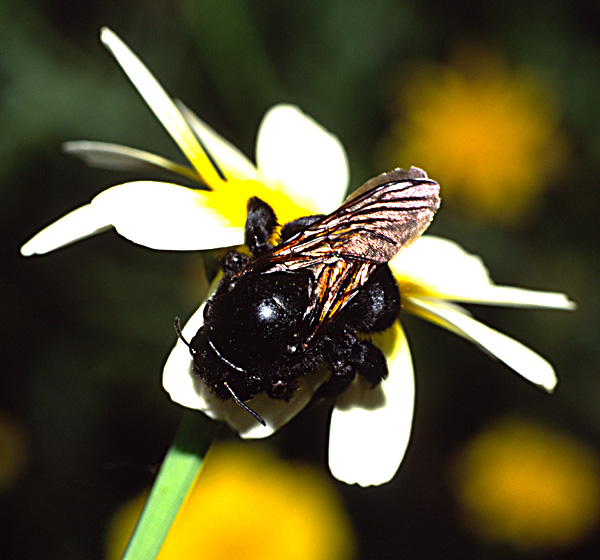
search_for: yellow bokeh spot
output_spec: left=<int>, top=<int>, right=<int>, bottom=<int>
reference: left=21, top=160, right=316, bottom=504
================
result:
left=382, top=48, right=568, bottom=225
left=0, top=413, right=28, bottom=492
left=203, top=179, right=315, bottom=230
left=452, top=416, right=600, bottom=550
left=106, top=443, right=356, bottom=560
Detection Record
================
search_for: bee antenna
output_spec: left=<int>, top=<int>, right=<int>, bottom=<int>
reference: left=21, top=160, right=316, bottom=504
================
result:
left=174, top=318, right=265, bottom=427
left=174, top=317, right=190, bottom=347
left=223, top=381, right=266, bottom=426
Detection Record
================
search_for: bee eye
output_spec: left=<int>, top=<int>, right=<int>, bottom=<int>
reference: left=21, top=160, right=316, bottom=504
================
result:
left=209, top=271, right=313, bottom=369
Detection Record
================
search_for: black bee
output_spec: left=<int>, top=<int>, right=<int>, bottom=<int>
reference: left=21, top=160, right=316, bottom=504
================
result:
left=176, top=167, right=440, bottom=425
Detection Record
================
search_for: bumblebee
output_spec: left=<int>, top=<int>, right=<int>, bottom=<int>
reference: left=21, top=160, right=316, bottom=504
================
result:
left=176, top=167, right=440, bottom=424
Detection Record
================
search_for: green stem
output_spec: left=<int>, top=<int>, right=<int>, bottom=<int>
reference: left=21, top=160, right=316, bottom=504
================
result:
left=121, top=410, right=219, bottom=560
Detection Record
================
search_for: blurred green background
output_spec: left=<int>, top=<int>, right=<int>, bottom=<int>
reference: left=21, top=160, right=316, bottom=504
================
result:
left=2, top=0, right=600, bottom=558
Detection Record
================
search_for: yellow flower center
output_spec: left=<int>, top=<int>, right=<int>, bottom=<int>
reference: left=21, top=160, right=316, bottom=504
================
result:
left=201, top=178, right=315, bottom=229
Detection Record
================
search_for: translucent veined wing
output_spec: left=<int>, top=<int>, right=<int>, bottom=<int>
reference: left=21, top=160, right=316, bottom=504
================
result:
left=268, top=167, right=440, bottom=269
left=253, top=167, right=441, bottom=340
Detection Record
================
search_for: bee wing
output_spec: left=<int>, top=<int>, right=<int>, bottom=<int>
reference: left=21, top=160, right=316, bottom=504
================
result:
left=314, top=166, right=440, bottom=262
left=270, top=166, right=440, bottom=267
left=257, top=168, right=440, bottom=340
left=307, top=259, right=378, bottom=334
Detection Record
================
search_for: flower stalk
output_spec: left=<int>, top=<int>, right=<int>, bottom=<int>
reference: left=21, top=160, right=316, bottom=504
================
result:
left=121, top=411, right=218, bottom=560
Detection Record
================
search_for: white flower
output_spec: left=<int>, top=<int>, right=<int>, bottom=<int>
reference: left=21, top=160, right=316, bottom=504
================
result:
left=21, top=28, right=575, bottom=487
left=21, top=29, right=347, bottom=257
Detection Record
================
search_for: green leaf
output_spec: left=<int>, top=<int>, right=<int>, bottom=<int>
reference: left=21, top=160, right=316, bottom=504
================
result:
left=121, top=410, right=219, bottom=560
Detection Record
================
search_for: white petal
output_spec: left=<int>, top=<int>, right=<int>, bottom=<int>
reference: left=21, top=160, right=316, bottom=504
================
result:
left=63, top=141, right=199, bottom=182
left=162, top=302, right=210, bottom=410
left=256, top=105, right=349, bottom=214
left=99, top=28, right=224, bottom=188
left=21, top=204, right=111, bottom=256
left=91, top=181, right=244, bottom=250
left=328, top=321, right=415, bottom=486
left=162, top=300, right=328, bottom=438
left=406, top=297, right=558, bottom=392
left=237, top=366, right=329, bottom=439
left=390, top=236, right=575, bottom=310
left=21, top=182, right=244, bottom=255
left=175, top=100, right=259, bottom=182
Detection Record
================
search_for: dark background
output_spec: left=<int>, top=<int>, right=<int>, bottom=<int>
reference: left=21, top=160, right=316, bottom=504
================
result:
left=2, top=1, right=599, bottom=558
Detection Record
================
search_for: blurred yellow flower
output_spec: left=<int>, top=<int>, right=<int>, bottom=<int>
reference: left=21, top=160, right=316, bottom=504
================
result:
left=106, top=443, right=355, bottom=560
left=0, top=413, right=28, bottom=492
left=452, top=416, right=600, bottom=550
left=382, top=48, right=567, bottom=225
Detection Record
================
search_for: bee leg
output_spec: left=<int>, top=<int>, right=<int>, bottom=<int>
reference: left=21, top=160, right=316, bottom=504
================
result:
left=350, top=338, right=389, bottom=386
left=316, top=332, right=390, bottom=402
left=315, top=266, right=399, bottom=402
left=245, top=197, right=278, bottom=256
left=221, top=250, right=250, bottom=274
left=316, top=330, right=360, bottom=400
